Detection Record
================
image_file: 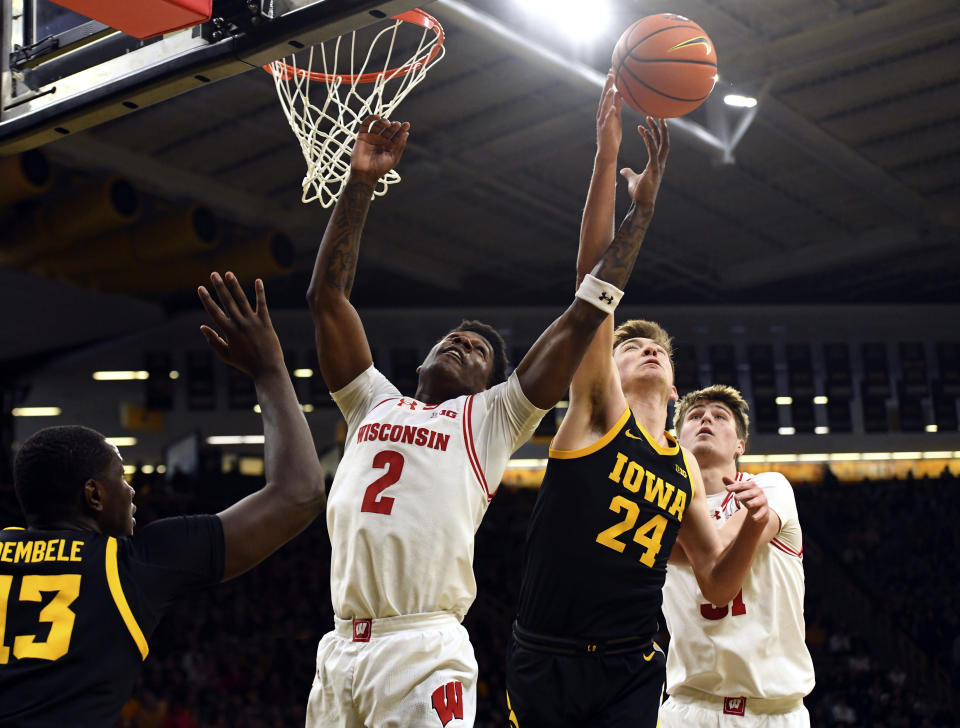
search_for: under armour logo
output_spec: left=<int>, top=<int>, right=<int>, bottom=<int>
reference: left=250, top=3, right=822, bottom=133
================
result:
left=598, top=292, right=614, bottom=304
left=397, top=398, right=418, bottom=410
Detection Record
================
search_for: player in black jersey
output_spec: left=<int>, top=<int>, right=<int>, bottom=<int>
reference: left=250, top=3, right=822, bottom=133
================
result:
left=0, top=273, right=326, bottom=727
left=506, top=74, right=772, bottom=727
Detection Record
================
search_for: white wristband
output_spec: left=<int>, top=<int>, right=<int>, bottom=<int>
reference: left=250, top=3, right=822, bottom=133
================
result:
left=575, top=274, right=624, bottom=315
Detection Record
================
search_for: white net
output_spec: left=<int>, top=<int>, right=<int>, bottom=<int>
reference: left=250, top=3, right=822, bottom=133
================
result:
left=267, top=11, right=445, bottom=208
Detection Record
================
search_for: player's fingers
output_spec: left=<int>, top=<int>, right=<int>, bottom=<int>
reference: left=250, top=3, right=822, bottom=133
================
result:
left=197, top=285, right=229, bottom=327
left=200, top=325, right=229, bottom=356
left=360, top=114, right=383, bottom=134
left=224, top=272, right=254, bottom=318
left=619, top=167, right=638, bottom=183
left=647, top=116, right=662, bottom=147
left=637, top=124, right=657, bottom=164
left=254, top=279, right=270, bottom=320
left=751, top=505, right=769, bottom=522
left=659, top=118, right=670, bottom=164
left=210, top=272, right=243, bottom=321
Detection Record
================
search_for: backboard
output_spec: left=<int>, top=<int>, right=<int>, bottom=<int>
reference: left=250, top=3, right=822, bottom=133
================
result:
left=0, top=0, right=419, bottom=154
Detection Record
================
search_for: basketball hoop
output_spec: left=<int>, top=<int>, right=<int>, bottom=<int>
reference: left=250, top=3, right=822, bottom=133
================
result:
left=265, top=9, right=445, bottom=208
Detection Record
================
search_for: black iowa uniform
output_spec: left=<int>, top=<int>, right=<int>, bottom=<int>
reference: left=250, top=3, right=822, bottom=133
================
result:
left=0, top=517, right=223, bottom=727
left=507, top=408, right=694, bottom=727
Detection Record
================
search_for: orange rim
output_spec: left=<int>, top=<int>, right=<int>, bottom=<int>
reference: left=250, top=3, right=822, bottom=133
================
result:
left=264, top=9, right=444, bottom=84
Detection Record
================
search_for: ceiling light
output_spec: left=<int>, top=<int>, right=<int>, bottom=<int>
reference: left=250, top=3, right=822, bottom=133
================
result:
left=93, top=370, right=149, bottom=381
left=778, top=426, right=795, bottom=435
left=169, top=370, right=180, bottom=379
left=724, top=94, right=757, bottom=108
left=813, top=396, right=828, bottom=405
left=925, top=424, right=938, bottom=432
left=11, top=407, right=61, bottom=416
left=106, top=437, right=137, bottom=447
left=814, top=426, right=830, bottom=434
left=775, top=396, right=793, bottom=405
left=141, top=464, right=155, bottom=474
left=207, top=435, right=265, bottom=445
left=524, top=0, right=611, bottom=42
left=293, top=369, right=314, bottom=378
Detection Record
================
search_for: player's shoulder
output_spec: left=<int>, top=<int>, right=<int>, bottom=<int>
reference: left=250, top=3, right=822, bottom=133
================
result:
left=750, top=470, right=794, bottom=492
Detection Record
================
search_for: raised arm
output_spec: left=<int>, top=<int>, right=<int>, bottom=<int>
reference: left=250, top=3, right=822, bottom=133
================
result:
left=514, top=112, right=669, bottom=410
left=555, top=73, right=629, bottom=446
left=306, top=115, right=410, bottom=392
left=199, top=272, right=326, bottom=582
left=676, top=455, right=772, bottom=605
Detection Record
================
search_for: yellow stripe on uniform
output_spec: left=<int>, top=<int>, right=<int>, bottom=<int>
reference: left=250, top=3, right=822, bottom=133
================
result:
left=105, top=537, right=148, bottom=660
left=549, top=408, right=632, bottom=459
left=680, top=448, right=695, bottom=500
left=632, top=420, right=680, bottom=456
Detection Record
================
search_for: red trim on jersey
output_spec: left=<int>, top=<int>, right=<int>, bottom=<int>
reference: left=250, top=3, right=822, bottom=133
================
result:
left=770, top=538, right=803, bottom=559
left=462, top=395, right=492, bottom=499
left=372, top=397, right=400, bottom=412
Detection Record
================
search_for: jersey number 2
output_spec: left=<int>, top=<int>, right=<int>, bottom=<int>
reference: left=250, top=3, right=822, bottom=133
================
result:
left=700, top=589, right=747, bottom=620
left=0, top=573, right=81, bottom=663
left=361, top=450, right=404, bottom=515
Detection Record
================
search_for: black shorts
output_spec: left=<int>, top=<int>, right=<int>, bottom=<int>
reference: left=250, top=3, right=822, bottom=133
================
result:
left=505, top=622, right=665, bottom=728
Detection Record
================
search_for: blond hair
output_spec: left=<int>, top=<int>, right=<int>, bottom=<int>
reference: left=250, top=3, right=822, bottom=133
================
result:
left=674, top=384, right=751, bottom=446
left=612, top=319, right=673, bottom=362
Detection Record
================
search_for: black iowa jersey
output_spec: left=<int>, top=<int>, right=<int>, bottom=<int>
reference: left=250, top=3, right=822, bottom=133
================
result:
left=516, top=408, right=694, bottom=641
left=0, top=516, right=223, bottom=727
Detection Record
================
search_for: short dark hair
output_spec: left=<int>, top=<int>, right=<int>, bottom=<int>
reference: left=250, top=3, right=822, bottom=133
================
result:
left=452, top=319, right=509, bottom=387
left=14, top=426, right=114, bottom=525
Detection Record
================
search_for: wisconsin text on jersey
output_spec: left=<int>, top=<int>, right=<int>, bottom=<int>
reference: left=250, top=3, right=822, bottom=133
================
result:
left=353, top=398, right=458, bottom=451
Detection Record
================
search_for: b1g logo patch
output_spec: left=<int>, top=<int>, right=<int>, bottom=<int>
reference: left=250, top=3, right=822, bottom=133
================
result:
left=432, top=680, right=464, bottom=726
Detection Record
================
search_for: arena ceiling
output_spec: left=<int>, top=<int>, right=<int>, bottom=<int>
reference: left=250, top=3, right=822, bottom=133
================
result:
left=3, top=0, right=959, bottom=364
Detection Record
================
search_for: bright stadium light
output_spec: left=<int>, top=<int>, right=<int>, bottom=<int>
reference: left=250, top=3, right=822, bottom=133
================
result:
left=724, top=94, right=757, bottom=108
left=11, top=407, right=61, bottom=416
left=775, top=396, right=793, bottom=405
left=93, top=370, right=149, bottom=381
left=106, top=437, right=137, bottom=447
left=524, top=0, right=612, bottom=41
left=293, top=368, right=314, bottom=378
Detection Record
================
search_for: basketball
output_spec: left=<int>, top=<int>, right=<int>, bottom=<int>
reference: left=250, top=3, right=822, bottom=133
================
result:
left=611, top=13, right=718, bottom=118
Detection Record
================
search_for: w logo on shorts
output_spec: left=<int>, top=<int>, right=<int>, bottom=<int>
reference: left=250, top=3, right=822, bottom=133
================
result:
left=431, top=681, right=464, bottom=725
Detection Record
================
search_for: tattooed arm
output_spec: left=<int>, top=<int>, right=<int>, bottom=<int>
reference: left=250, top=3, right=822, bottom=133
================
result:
left=307, top=115, right=410, bottom=391
left=513, top=115, right=669, bottom=411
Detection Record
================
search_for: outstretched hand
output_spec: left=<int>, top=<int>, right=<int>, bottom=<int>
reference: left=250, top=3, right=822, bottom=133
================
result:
left=620, top=116, right=670, bottom=212
left=350, top=114, right=411, bottom=181
left=723, top=475, right=770, bottom=524
left=198, top=273, right=285, bottom=379
left=596, top=70, right=623, bottom=161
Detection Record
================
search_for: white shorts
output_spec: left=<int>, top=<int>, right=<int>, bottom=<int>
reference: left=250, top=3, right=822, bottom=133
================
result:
left=305, top=612, right=477, bottom=728
left=659, top=692, right=810, bottom=728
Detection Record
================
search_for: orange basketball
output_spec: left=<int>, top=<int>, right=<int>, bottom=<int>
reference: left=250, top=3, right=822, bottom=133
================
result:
left=611, top=14, right=718, bottom=118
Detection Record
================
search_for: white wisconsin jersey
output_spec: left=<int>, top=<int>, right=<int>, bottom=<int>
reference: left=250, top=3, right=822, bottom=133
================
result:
left=662, top=471, right=815, bottom=700
left=328, top=366, right=547, bottom=622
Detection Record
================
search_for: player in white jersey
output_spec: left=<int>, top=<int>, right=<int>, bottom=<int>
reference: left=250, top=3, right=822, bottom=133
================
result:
left=661, top=385, right=816, bottom=727
left=305, top=113, right=670, bottom=727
